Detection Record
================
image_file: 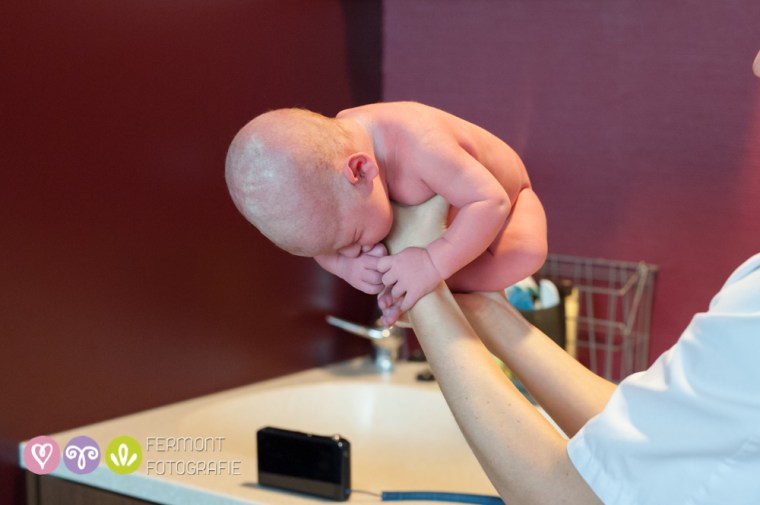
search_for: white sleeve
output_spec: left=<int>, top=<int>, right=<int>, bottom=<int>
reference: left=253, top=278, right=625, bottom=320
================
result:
left=567, top=254, right=760, bottom=505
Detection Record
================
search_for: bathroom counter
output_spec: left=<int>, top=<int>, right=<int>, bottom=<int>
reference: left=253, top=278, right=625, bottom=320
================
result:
left=20, top=358, right=509, bottom=505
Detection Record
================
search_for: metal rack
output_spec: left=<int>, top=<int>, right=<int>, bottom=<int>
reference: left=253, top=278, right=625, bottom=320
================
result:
left=535, top=254, right=658, bottom=382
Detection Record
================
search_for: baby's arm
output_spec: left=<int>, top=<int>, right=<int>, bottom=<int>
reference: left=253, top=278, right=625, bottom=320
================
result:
left=314, top=244, right=387, bottom=295
left=378, top=144, right=511, bottom=317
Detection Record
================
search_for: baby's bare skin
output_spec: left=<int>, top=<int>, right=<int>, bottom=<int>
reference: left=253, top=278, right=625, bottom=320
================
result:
left=226, top=102, right=547, bottom=326
left=334, top=103, right=547, bottom=323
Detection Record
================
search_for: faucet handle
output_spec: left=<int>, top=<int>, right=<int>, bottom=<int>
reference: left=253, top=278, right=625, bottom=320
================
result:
left=325, top=315, right=406, bottom=372
left=325, top=315, right=393, bottom=340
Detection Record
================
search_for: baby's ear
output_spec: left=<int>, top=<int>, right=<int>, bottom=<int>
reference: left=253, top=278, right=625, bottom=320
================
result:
left=342, top=153, right=378, bottom=185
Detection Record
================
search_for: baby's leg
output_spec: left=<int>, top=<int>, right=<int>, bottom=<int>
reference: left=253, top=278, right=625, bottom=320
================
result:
left=447, top=187, right=547, bottom=292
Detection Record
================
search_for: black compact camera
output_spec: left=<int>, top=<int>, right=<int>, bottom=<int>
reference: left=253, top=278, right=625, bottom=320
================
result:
left=257, top=426, right=351, bottom=501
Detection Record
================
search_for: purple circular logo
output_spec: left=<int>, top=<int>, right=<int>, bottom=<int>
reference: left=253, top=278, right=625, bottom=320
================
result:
left=63, top=436, right=100, bottom=474
left=23, top=436, right=61, bottom=475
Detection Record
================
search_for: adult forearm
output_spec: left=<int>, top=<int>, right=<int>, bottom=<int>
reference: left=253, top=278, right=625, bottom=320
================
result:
left=455, top=293, right=616, bottom=437
left=409, top=284, right=601, bottom=505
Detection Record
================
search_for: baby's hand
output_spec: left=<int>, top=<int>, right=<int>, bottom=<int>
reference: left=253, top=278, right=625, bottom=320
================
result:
left=377, top=247, right=442, bottom=325
left=376, top=196, right=449, bottom=326
left=338, top=244, right=387, bottom=294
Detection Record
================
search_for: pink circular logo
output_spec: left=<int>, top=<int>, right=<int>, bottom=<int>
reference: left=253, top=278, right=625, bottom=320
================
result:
left=23, top=436, right=61, bottom=475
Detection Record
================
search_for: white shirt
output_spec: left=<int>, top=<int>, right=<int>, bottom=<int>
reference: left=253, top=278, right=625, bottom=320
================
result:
left=568, top=254, right=760, bottom=505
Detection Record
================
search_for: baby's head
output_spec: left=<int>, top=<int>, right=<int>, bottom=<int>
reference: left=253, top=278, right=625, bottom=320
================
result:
left=225, top=108, right=392, bottom=257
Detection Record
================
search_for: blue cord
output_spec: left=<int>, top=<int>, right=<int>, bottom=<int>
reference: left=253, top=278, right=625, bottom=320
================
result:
left=381, top=491, right=504, bottom=505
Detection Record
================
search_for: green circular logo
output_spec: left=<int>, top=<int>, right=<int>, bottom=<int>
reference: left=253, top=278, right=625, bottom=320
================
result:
left=105, top=436, right=142, bottom=474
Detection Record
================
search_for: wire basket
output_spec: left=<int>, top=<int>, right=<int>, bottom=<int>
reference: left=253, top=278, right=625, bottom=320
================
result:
left=535, top=254, right=658, bottom=382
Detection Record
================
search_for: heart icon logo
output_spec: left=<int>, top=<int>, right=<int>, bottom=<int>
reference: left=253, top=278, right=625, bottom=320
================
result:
left=31, top=443, right=53, bottom=469
left=23, top=436, right=61, bottom=475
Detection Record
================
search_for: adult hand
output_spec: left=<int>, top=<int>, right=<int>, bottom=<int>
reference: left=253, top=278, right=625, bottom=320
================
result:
left=378, top=195, right=448, bottom=325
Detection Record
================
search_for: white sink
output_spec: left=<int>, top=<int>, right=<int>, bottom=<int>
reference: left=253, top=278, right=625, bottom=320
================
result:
left=26, top=359, right=550, bottom=504
left=179, top=380, right=495, bottom=495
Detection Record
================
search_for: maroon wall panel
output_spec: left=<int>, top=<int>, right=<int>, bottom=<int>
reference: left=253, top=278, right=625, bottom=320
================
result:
left=384, top=0, right=760, bottom=362
left=0, top=1, right=381, bottom=501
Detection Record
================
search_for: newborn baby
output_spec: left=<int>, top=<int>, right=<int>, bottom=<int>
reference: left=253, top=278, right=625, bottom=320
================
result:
left=225, top=102, right=547, bottom=325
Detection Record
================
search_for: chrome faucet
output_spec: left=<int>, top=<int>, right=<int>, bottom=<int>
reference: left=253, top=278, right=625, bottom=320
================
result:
left=325, top=315, right=407, bottom=372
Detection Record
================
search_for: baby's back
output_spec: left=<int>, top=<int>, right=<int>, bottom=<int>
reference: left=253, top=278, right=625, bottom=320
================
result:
left=338, top=102, right=529, bottom=206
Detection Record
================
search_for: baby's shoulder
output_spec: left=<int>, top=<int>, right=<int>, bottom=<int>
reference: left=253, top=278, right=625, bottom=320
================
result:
left=343, top=102, right=466, bottom=168
left=339, top=101, right=443, bottom=126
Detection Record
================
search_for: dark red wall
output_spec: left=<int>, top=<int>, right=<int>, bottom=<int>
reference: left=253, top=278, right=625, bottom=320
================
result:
left=4, top=1, right=759, bottom=501
left=384, top=0, right=760, bottom=361
left=0, top=1, right=381, bottom=502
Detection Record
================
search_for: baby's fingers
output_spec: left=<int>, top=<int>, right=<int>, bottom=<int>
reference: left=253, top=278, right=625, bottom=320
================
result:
left=363, top=243, right=388, bottom=257
left=364, top=284, right=384, bottom=295
left=390, top=282, right=406, bottom=300
left=380, top=304, right=403, bottom=327
left=377, top=288, right=395, bottom=310
left=377, top=256, right=393, bottom=273
left=400, top=291, right=419, bottom=312
left=362, top=268, right=383, bottom=286
left=381, top=269, right=399, bottom=289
